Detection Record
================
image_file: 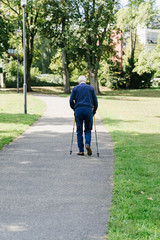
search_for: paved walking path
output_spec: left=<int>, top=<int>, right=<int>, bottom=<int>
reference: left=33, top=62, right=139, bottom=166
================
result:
left=0, top=95, right=114, bottom=240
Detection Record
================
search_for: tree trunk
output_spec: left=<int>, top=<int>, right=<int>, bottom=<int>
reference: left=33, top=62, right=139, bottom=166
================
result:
left=26, top=67, right=32, bottom=92
left=88, top=67, right=100, bottom=95
left=25, top=33, right=33, bottom=92
left=62, top=49, right=70, bottom=94
left=130, top=29, right=137, bottom=61
left=26, top=53, right=32, bottom=92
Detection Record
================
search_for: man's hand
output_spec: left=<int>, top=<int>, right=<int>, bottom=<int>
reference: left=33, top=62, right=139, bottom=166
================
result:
left=93, top=110, right=96, bottom=115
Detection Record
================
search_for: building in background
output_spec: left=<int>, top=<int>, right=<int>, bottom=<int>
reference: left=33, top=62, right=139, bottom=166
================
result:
left=137, top=15, right=160, bottom=49
left=111, top=16, right=160, bottom=70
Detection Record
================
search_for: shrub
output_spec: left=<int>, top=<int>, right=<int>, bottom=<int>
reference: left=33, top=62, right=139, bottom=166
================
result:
left=121, top=58, right=153, bottom=89
left=4, top=58, right=64, bottom=88
left=98, top=60, right=121, bottom=89
left=30, top=74, right=63, bottom=86
left=5, top=57, right=23, bottom=88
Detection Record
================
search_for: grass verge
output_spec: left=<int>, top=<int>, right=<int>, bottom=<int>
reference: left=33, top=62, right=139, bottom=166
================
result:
left=98, top=89, right=160, bottom=240
left=0, top=93, right=46, bottom=150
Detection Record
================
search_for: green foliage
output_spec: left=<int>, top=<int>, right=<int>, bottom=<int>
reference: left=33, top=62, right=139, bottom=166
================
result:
left=4, top=57, right=23, bottom=88
left=31, top=67, right=41, bottom=78
left=116, top=0, right=157, bottom=89
left=49, top=51, right=63, bottom=76
left=76, top=0, right=119, bottom=70
left=152, top=33, right=160, bottom=77
left=4, top=57, right=48, bottom=88
left=133, top=33, right=160, bottom=80
left=72, top=0, right=120, bottom=93
left=133, top=49, right=155, bottom=75
left=123, top=37, right=144, bottom=66
left=41, top=0, right=119, bottom=93
left=98, top=60, right=110, bottom=86
left=98, top=60, right=121, bottom=89
left=0, top=10, right=14, bottom=56
left=154, top=70, right=160, bottom=78
left=30, top=67, right=41, bottom=85
left=1, top=0, right=49, bottom=90
left=33, top=38, right=57, bottom=74
left=49, top=48, right=88, bottom=83
left=117, top=0, right=157, bottom=31
left=122, top=57, right=152, bottom=89
left=70, top=67, right=88, bottom=83
left=31, top=74, right=63, bottom=86
left=40, top=0, right=78, bottom=93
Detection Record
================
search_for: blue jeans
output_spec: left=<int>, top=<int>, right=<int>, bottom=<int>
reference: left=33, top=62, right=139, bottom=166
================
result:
left=75, top=108, right=93, bottom=152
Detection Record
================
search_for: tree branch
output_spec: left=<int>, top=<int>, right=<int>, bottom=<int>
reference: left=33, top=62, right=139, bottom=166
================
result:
left=74, top=0, right=81, bottom=16
left=34, top=12, right=39, bottom=26
left=1, top=0, right=19, bottom=15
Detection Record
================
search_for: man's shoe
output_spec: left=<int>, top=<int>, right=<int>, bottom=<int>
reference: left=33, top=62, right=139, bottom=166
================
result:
left=77, top=152, right=84, bottom=156
left=86, top=144, right=92, bottom=156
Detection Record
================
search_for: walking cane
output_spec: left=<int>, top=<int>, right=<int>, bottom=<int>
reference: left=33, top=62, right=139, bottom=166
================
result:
left=94, top=115, right=99, bottom=157
left=70, top=118, right=75, bottom=155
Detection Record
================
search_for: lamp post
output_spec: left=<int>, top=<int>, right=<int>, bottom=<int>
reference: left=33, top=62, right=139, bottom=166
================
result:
left=21, top=0, right=27, bottom=114
left=16, top=30, right=20, bottom=93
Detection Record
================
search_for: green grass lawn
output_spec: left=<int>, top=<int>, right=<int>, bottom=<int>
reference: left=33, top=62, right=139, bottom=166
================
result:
left=0, top=92, right=46, bottom=149
left=98, top=89, right=160, bottom=240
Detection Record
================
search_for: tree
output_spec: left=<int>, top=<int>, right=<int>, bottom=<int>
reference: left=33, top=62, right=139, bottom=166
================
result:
left=117, top=0, right=156, bottom=61
left=134, top=32, right=160, bottom=77
left=49, top=50, right=63, bottom=76
left=0, top=11, right=13, bottom=57
left=74, top=0, right=119, bottom=94
left=40, top=0, right=78, bottom=93
left=49, top=49, right=88, bottom=83
left=0, top=10, right=14, bottom=88
left=1, top=0, right=47, bottom=91
left=116, top=0, right=157, bottom=88
left=152, top=32, right=160, bottom=77
left=41, top=0, right=119, bottom=94
left=33, top=38, right=57, bottom=74
left=133, top=49, right=154, bottom=75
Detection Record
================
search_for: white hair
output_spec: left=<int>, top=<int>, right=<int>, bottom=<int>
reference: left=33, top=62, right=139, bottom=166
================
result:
left=78, top=75, right=87, bottom=83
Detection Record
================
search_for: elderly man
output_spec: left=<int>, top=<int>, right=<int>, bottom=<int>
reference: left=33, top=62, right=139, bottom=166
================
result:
left=69, top=75, right=98, bottom=156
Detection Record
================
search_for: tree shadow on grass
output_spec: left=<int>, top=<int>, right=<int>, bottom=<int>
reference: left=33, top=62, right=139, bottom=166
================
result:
left=98, top=96, right=140, bottom=101
left=100, top=89, right=160, bottom=98
left=32, top=87, right=65, bottom=95
left=102, top=117, right=140, bottom=126
left=0, top=113, right=41, bottom=125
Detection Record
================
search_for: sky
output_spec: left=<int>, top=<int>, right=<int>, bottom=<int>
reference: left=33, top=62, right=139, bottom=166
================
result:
left=120, top=0, right=160, bottom=8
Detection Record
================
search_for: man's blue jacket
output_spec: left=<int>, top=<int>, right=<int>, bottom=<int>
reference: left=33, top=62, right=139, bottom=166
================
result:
left=69, top=83, right=98, bottom=114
